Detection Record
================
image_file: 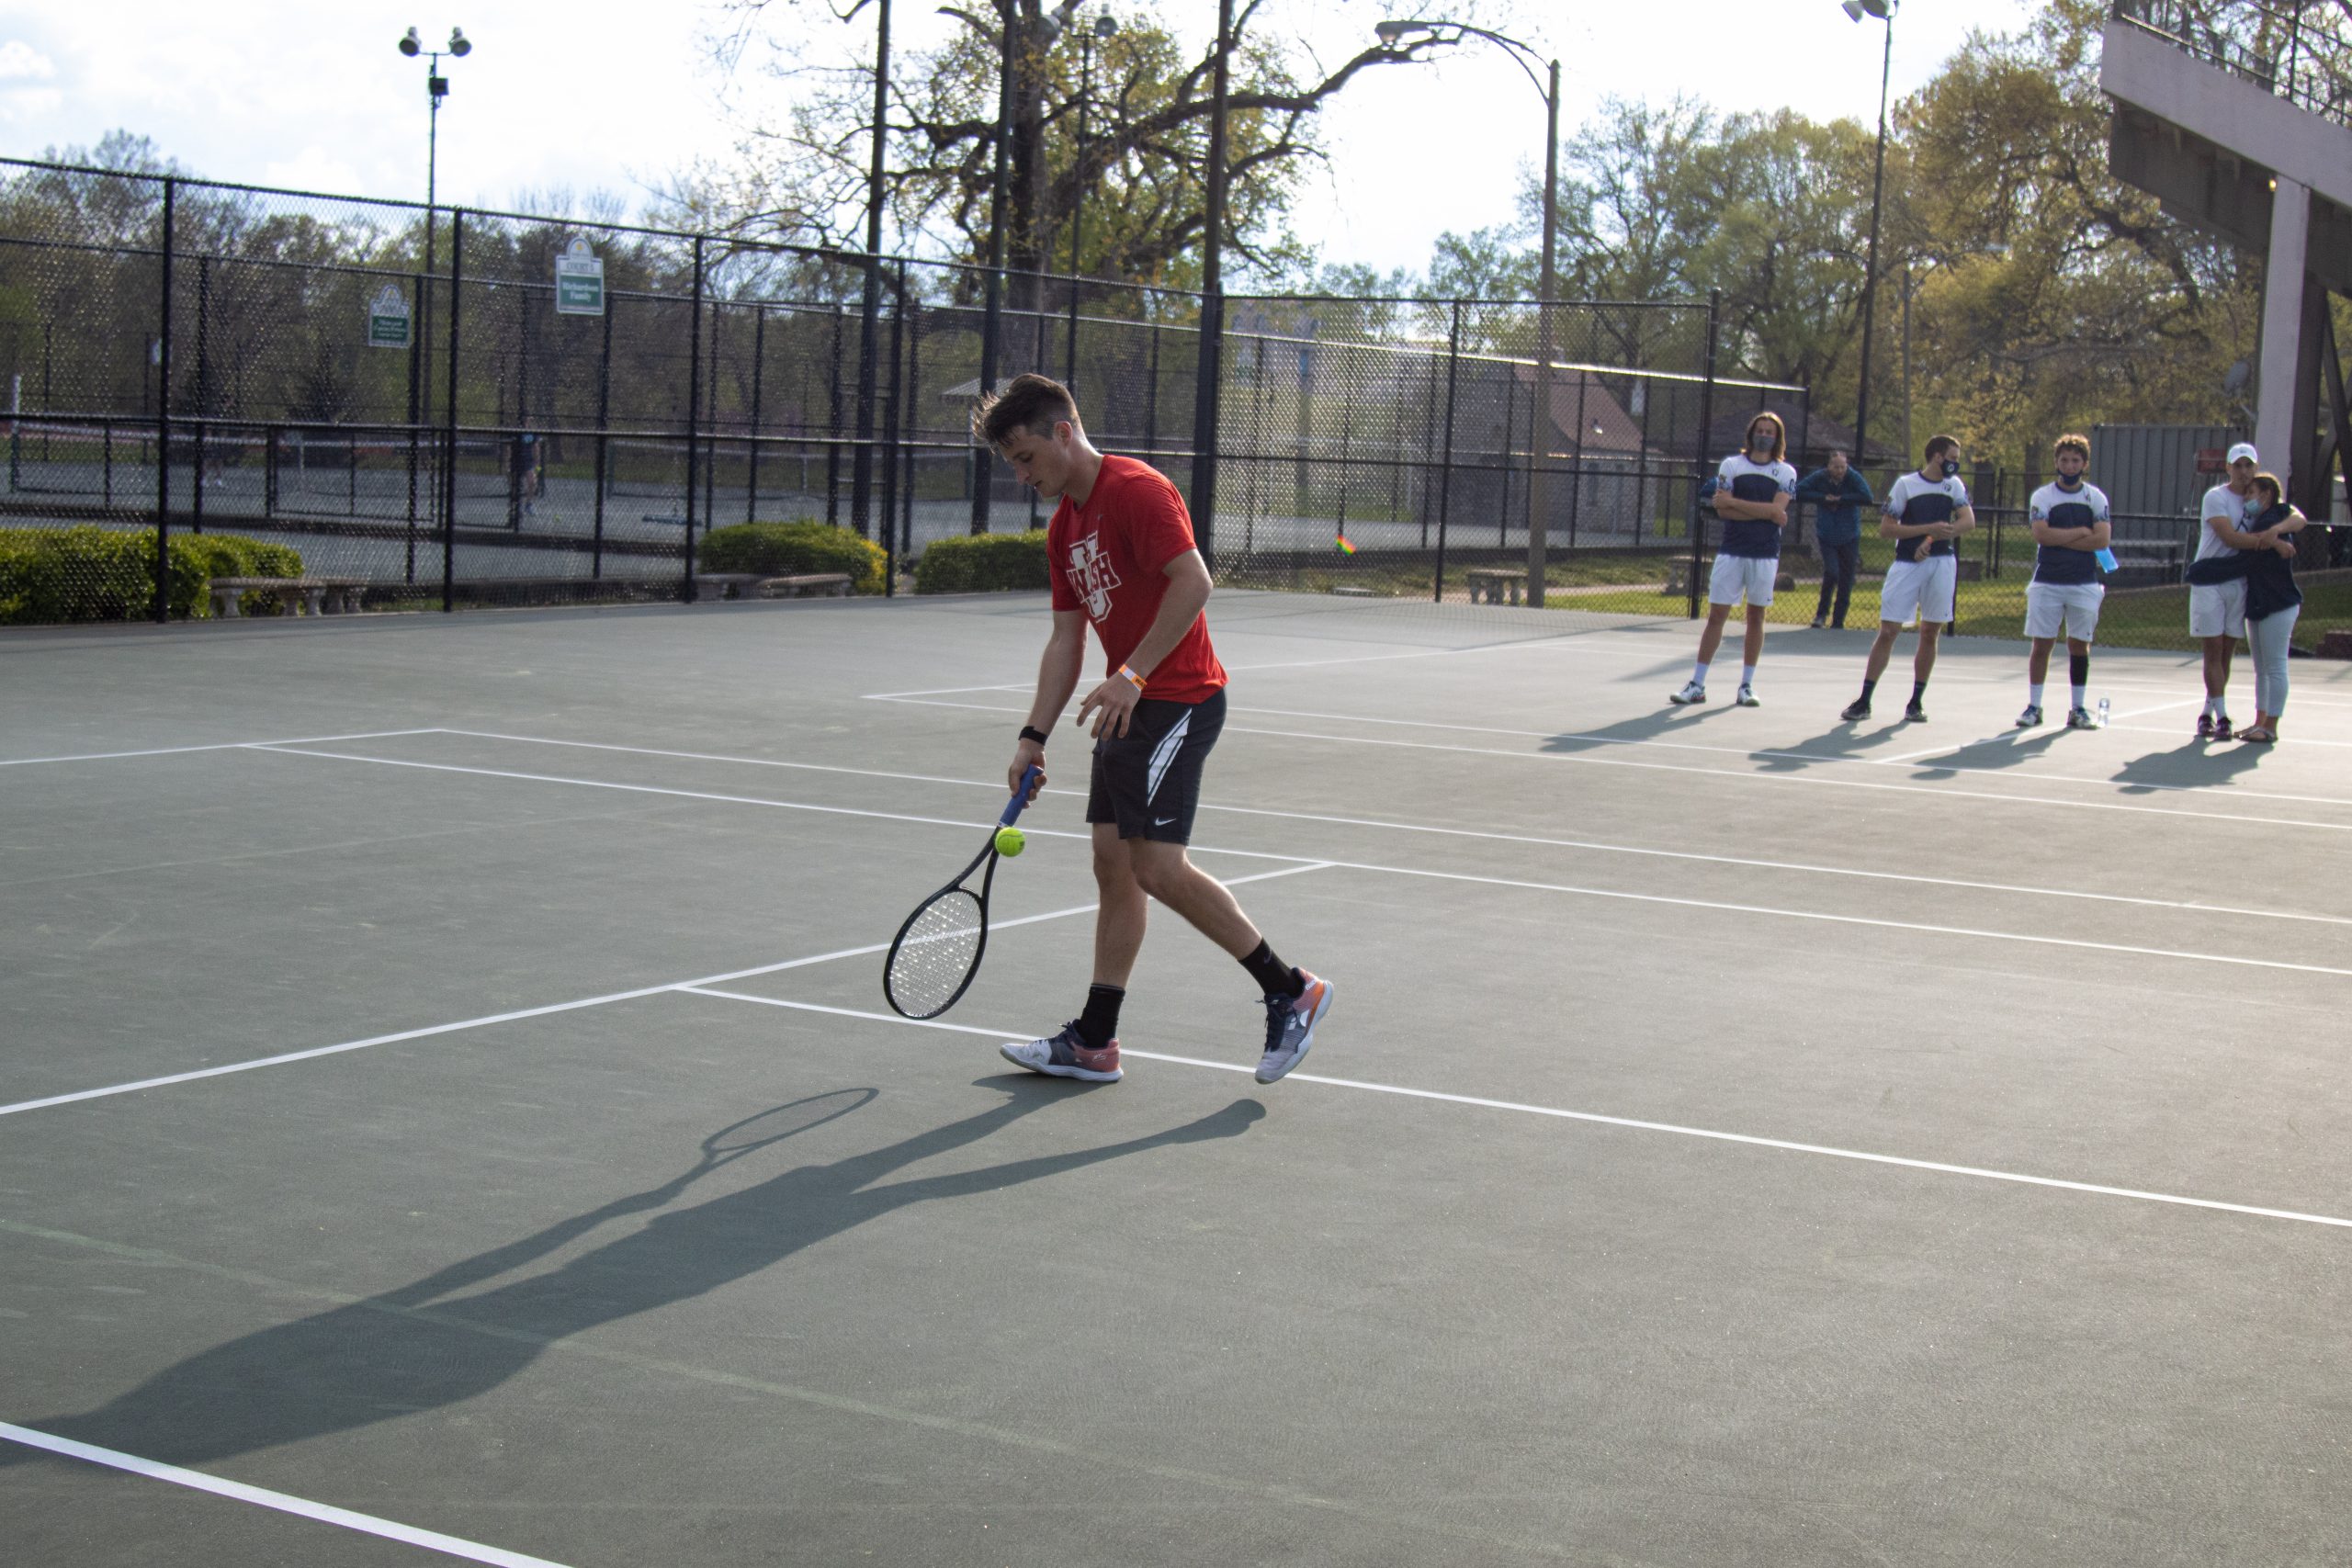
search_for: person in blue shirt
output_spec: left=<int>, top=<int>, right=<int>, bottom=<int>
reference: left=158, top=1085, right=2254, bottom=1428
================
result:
left=1670, top=412, right=1797, bottom=707
left=1792, top=449, right=1872, bottom=629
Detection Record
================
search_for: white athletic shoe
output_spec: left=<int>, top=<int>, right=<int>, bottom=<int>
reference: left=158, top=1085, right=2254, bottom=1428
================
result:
left=1256, top=974, right=1334, bottom=1085
left=1668, top=681, right=1708, bottom=705
left=1735, top=685, right=1760, bottom=707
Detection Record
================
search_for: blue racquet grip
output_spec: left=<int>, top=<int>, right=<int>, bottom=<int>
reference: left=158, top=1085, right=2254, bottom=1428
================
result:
left=1000, top=763, right=1042, bottom=826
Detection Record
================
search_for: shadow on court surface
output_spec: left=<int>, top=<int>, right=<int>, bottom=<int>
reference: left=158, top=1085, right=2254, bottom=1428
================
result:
left=7, top=1079, right=1263, bottom=1469
left=2109, top=738, right=2269, bottom=794
left=1898, top=727, right=2068, bottom=777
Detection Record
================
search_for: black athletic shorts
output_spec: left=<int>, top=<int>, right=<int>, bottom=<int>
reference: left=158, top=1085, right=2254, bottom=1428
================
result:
left=1086, top=688, right=1226, bottom=844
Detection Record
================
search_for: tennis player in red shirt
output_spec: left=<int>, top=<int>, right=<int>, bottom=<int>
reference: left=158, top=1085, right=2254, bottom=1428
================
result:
left=978, top=374, right=1332, bottom=1086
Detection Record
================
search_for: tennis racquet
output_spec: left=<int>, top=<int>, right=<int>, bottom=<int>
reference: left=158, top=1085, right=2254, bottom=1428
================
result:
left=882, top=764, right=1041, bottom=1020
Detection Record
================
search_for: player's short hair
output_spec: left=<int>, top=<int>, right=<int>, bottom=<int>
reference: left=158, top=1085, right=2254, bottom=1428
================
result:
left=1924, top=434, right=1962, bottom=464
left=2053, top=433, right=2090, bottom=460
left=973, top=373, right=1078, bottom=447
left=2250, top=470, right=2284, bottom=506
left=1743, top=411, right=1786, bottom=462
left=1827, top=447, right=1849, bottom=461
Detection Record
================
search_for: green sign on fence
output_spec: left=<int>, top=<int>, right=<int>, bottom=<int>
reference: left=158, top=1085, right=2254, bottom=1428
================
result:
left=555, top=237, right=605, bottom=317
left=366, top=284, right=412, bottom=349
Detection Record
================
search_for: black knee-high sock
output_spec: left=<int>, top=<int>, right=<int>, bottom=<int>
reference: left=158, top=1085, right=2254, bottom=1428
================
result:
left=1859, top=677, right=1878, bottom=704
left=2069, top=650, right=2089, bottom=689
left=1239, top=941, right=1304, bottom=998
left=1075, top=984, right=1124, bottom=1049
left=1911, top=679, right=1928, bottom=704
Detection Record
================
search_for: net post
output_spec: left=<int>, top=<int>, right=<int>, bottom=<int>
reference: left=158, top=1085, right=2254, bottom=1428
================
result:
left=152, top=176, right=175, bottom=624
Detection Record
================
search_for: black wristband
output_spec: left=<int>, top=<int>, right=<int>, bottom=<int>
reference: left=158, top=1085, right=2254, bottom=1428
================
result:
left=1018, top=726, right=1051, bottom=747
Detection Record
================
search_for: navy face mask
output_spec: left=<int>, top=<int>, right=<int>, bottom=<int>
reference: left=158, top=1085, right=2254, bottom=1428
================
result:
left=1940, top=459, right=1962, bottom=479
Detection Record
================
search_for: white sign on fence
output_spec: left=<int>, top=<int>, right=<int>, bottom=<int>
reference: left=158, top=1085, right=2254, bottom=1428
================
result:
left=554, top=237, right=605, bottom=317
left=366, top=284, right=412, bottom=349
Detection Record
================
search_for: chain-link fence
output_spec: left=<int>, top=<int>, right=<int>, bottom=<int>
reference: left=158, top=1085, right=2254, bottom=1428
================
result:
left=0, top=155, right=1804, bottom=628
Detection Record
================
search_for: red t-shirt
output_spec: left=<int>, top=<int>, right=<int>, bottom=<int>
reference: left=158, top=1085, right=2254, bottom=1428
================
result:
left=1047, top=454, right=1227, bottom=704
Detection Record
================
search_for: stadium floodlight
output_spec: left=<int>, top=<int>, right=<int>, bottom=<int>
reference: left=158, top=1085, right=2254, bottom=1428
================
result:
left=1095, top=12, right=1117, bottom=39
left=1374, top=19, right=1432, bottom=45
left=1841, top=0, right=1893, bottom=18
left=399, top=28, right=423, bottom=56
left=448, top=28, right=471, bottom=55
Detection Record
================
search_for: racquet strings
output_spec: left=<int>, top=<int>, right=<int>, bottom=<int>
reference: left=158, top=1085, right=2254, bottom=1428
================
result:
left=885, top=887, right=986, bottom=1019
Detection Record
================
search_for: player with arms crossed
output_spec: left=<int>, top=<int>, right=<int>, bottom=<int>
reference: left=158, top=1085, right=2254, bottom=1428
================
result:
left=1671, top=411, right=1797, bottom=707
left=2017, top=433, right=2111, bottom=729
left=981, top=374, right=1333, bottom=1087
left=1842, top=434, right=1973, bottom=724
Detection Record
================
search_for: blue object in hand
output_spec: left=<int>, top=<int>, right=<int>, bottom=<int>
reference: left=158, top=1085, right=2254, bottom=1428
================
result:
left=2094, top=547, right=2120, bottom=573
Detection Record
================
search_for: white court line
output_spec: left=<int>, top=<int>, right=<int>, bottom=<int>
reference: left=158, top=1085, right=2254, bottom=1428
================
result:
left=677, top=992, right=2352, bottom=1235
left=1219, top=700, right=2352, bottom=807
left=434, top=728, right=2352, bottom=929
left=0, top=1421, right=572, bottom=1567
left=873, top=696, right=2352, bottom=831
left=0, top=728, right=444, bottom=768
left=0, top=864, right=1327, bottom=1121
left=243, top=745, right=2352, bottom=975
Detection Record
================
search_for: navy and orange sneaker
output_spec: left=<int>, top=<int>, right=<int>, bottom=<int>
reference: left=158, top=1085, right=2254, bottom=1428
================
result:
left=1256, top=972, right=1334, bottom=1084
left=1001, top=1024, right=1122, bottom=1083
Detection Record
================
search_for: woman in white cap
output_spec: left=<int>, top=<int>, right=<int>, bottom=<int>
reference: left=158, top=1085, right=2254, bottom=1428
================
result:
left=2189, top=442, right=2267, bottom=739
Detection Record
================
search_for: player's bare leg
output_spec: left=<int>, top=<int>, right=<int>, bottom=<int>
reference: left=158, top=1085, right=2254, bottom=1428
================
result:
left=1090, top=823, right=1150, bottom=987
left=1694, top=603, right=1734, bottom=668
left=1126, top=838, right=1332, bottom=1084
left=1125, top=838, right=1261, bottom=957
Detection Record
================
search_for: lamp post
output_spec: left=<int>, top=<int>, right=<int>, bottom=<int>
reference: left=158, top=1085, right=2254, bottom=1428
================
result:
left=1374, top=19, right=1559, bottom=604
left=1842, top=0, right=1894, bottom=468
left=1187, top=0, right=1235, bottom=557
left=397, top=25, right=470, bottom=521
left=1064, top=11, right=1118, bottom=391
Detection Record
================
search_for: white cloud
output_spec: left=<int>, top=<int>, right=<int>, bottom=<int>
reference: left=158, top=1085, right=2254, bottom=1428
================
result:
left=0, top=39, right=58, bottom=82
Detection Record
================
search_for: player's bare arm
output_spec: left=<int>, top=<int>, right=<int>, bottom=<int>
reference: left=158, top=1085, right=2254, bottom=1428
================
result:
left=1075, top=549, right=1214, bottom=739
left=1012, top=609, right=1089, bottom=799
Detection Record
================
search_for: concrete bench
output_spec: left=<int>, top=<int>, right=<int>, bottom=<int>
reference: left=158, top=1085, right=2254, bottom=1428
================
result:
left=208, top=577, right=368, bottom=617
left=1464, top=567, right=1527, bottom=605
left=691, top=572, right=855, bottom=602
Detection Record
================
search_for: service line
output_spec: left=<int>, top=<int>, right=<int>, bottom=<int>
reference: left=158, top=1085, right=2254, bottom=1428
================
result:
left=679, top=991, right=2352, bottom=1235
left=0, top=1421, right=573, bottom=1567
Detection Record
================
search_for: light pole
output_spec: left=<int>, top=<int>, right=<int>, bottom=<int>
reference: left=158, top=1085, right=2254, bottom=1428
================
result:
left=397, top=25, right=470, bottom=524
left=852, top=0, right=890, bottom=541
left=1843, top=0, right=1894, bottom=468
left=1064, top=11, right=1118, bottom=391
left=1374, top=20, right=1559, bottom=604
left=1187, top=0, right=1236, bottom=558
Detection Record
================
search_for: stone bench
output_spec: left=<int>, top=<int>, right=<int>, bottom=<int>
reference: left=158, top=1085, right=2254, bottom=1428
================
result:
left=1464, top=567, right=1527, bottom=605
left=208, top=577, right=368, bottom=617
left=692, top=572, right=855, bottom=602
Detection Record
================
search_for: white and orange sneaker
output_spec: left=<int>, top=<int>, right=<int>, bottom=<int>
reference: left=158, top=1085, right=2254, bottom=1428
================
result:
left=1256, top=973, right=1333, bottom=1084
left=1001, top=1024, right=1123, bottom=1083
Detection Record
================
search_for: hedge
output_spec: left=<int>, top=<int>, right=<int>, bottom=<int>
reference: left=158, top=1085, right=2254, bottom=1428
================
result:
left=0, top=528, right=300, bottom=626
left=699, top=520, right=887, bottom=594
left=914, top=530, right=1052, bottom=594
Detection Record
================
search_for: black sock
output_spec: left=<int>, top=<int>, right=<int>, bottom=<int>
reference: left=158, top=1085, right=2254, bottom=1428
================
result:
left=1910, top=680, right=1928, bottom=705
left=1860, top=677, right=1878, bottom=704
left=1075, top=984, right=1124, bottom=1050
left=1239, top=941, right=1304, bottom=998
left=2069, top=651, right=2089, bottom=688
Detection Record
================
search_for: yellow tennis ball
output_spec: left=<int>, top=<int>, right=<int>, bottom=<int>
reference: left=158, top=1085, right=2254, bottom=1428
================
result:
left=994, top=826, right=1025, bottom=857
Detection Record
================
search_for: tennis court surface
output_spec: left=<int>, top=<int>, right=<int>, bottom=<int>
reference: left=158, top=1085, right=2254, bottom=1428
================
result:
left=5, top=591, right=2350, bottom=1566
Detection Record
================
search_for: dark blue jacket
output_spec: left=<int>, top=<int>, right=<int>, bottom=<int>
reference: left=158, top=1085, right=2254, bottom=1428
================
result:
left=1794, top=468, right=1874, bottom=546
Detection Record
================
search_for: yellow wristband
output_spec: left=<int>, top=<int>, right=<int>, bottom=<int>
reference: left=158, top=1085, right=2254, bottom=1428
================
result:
left=1116, top=664, right=1147, bottom=692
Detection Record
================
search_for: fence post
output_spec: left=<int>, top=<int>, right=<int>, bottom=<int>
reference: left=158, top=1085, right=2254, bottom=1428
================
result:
left=746, top=304, right=764, bottom=523
left=593, top=292, right=613, bottom=579
left=1190, top=293, right=1225, bottom=559
left=442, top=210, right=463, bottom=613
left=405, top=248, right=422, bottom=584
left=882, top=264, right=906, bottom=597
left=827, top=307, right=845, bottom=529
left=900, top=281, right=922, bottom=568
left=1689, top=288, right=1721, bottom=621
left=1432, top=299, right=1464, bottom=604
left=190, top=256, right=209, bottom=538
left=152, top=177, right=175, bottom=624
left=684, top=235, right=705, bottom=601
left=854, top=255, right=881, bottom=540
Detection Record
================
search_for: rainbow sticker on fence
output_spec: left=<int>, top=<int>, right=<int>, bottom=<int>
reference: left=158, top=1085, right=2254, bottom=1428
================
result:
left=1334, top=534, right=1357, bottom=555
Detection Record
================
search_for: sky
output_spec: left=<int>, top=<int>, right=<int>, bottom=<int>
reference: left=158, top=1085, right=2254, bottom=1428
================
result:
left=0, top=0, right=2042, bottom=274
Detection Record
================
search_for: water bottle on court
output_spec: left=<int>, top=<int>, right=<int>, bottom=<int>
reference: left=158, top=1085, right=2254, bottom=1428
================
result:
left=2097, top=697, right=2110, bottom=729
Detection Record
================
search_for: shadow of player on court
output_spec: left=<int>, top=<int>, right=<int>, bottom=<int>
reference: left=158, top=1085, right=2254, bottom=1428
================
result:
left=8, top=1077, right=1264, bottom=1470
left=2110, top=737, right=2268, bottom=795
left=1896, top=727, right=2068, bottom=779
left=1748, top=716, right=1916, bottom=773
left=1541, top=704, right=1737, bottom=757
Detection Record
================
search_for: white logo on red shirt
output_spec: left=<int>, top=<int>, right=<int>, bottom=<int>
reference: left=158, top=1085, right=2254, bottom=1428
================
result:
left=1066, top=534, right=1122, bottom=620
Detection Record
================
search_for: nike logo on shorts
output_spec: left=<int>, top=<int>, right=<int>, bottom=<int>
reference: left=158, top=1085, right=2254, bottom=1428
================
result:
left=1154, top=816, right=1176, bottom=827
